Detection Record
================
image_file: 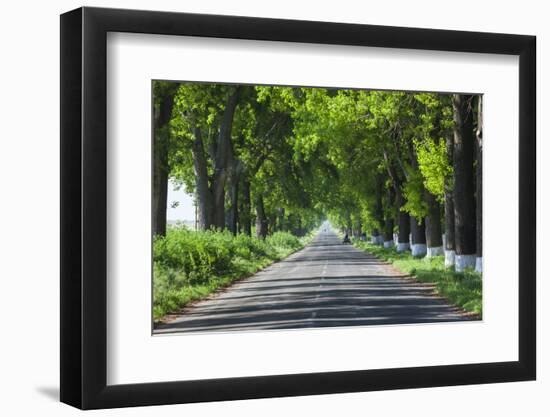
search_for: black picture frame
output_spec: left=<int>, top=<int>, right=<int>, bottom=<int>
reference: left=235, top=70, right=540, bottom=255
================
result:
left=60, top=6, right=536, bottom=410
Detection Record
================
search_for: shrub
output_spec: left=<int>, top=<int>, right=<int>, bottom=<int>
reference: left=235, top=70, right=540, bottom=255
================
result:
left=154, top=228, right=237, bottom=284
left=266, top=231, right=302, bottom=251
left=153, top=226, right=309, bottom=320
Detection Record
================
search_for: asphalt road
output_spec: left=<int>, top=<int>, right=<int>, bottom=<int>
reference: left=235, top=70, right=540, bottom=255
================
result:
left=154, top=226, right=469, bottom=334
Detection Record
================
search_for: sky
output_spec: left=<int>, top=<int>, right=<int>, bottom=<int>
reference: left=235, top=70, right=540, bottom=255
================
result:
left=166, top=179, right=195, bottom=222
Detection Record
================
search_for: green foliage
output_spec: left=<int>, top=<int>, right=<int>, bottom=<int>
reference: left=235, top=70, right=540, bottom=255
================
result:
left=153, top=227, right=309, bottom=320
left=353, top=241, right=482, bottom=316
left=160, top=81, right=459, bottom=238
left=265, top=231, right=302, bottom=251
left=415, top=137, right=452, bottom=199
left=402, top=168, right=428, bottom=218
left=152, top=80, right=482, bottom=325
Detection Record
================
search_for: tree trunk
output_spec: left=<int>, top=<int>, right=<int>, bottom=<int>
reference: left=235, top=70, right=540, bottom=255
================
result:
left=191, top=127, right=214, bottom=230
left=226, top=175, right=239, bottom=235
left=384, top=153, right=409, bottom=252
left=395, top=183, right=410, bottom=252
left=239, top=178, right=252, bottom=236
left=425, top=190, right=443, bottom=257
left=152, top=158, right=169, bottom=237
left=277, top=208, right=286, bottom=232
left=267, top=212, right=278, bottom=234
left=225, top=144, right=242, bottom=235
left=211, top=87, right=241, bottom=230
left=371, top=228, right=381, bottom=244
left=345, top=212, right=352, bottom=237
left=397, top=207, right=410, bottom=252
left=255, top=194, right=268, bottom=239
left=475, top=96, right=483, bottom=273
left=211, top=176, right=226, bottom=231
left=444, top=132, right=456, bottom=267
left=295, top=216, right=303, bottom=237
left=383, top=187, right=395, bottom=248
left=152, top=89, right=176, bottom=237
left=354, top=222, right=363, bottom=238
left=372, top=174, right=384, bottom=244
left=383, top=217, right=394, bottom=247
left=452, top=94, right=477, bottom=271
left=410, top=216, right=427, bottom=257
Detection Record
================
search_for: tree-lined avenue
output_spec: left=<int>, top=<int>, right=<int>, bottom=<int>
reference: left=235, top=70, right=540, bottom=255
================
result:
left=155, top=224, right=468, bottom=333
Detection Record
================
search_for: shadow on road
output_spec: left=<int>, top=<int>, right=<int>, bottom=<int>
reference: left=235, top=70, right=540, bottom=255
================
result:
left=155, top=226, right=472, bottom=334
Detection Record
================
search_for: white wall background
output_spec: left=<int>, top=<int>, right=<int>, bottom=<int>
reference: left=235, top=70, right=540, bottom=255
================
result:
left=0, top=0, right=545, bottom=415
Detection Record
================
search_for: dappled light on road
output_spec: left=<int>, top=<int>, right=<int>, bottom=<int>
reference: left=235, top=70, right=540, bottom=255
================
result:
left=155, top=225, right=469, bottom=334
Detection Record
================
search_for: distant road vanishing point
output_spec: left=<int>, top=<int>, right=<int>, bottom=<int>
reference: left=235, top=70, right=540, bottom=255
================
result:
left=154, top=226, right=470, bottom=334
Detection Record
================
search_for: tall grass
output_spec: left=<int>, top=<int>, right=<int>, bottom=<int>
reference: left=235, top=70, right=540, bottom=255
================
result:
left=153, top=227, right=311, bottom=321
left=353, top=240, right=482, bottom=317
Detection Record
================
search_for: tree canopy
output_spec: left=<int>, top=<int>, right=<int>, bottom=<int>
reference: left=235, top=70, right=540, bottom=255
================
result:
left=153, top=81, right=481, bottom=271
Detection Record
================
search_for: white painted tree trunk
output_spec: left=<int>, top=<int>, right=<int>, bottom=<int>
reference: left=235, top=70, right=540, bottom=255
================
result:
left=371, top=235, right=384, bottom=245
left=383, top=240, right=394, bottom=248
left=475, top=257, right=483, bottom=273
left=426, top=246, right=444, bottom=257
left=445, top=250, right=456, bottom=268
left=455, top=254, right=476, bottom=272
left=396, top=242, right=410, bottom=253
left=411, top=243, right=427, bottom=257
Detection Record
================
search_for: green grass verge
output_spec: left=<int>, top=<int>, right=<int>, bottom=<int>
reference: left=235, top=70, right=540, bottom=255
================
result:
left=153, top=228, right=316, bottom=322
left=353, top=240, right=482, bottom=317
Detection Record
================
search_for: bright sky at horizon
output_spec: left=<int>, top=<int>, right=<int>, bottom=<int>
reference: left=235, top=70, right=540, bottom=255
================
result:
left=166, top=178, right=195, bottom=222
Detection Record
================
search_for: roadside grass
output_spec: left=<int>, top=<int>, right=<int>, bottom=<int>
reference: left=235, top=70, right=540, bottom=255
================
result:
left=353, top=240, right=482, bottom=317
left=153, top=227, right=316, bottom=322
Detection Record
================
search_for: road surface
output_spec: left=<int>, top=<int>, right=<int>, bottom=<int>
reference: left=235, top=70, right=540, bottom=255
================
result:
left=154, top=227, right=470, bottom=334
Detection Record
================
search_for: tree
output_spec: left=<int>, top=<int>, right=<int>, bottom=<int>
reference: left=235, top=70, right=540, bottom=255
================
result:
left=239, top=177, right=252, bottom=235
left=170, top=84, right=243, bottom=231
left=152, top=81, right=178, bottom=237
left=410, top=216, right=427, bottom=256
left=402, top=167, right=428, bottom=257
left=444, top=130, right=456, bottom=267
left=156, top=81, right=481, bottom=274
left=255, top=193, right=268, bottom=238
left=190, top=126, right=213, bottom=229
left=412, top=93, right=454, bottom=257
left=383, top=185, right=396, bottom=247
left=210, top=87, right=241, bottom=229
left=475, top=96, right=483, bottom=272
left=383, top=150, right=410, bottom=252
left=452, top=94, right=477, bottom=271
left=225, top=141, right=242, bottom=234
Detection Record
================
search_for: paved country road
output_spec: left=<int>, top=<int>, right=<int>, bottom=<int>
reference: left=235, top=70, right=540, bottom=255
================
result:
left=154, top=226, right=470, bottom=334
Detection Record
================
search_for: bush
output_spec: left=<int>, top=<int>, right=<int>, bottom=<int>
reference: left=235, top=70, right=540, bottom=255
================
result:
left=153, top=227, right=309, bottom=320
left=153, top=228, right=240, bottom=285
left=266, top=231, right=302, bottom=251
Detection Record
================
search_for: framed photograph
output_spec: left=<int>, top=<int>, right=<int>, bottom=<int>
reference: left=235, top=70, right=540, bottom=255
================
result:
left=60, top=6, right=536, bottom=409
